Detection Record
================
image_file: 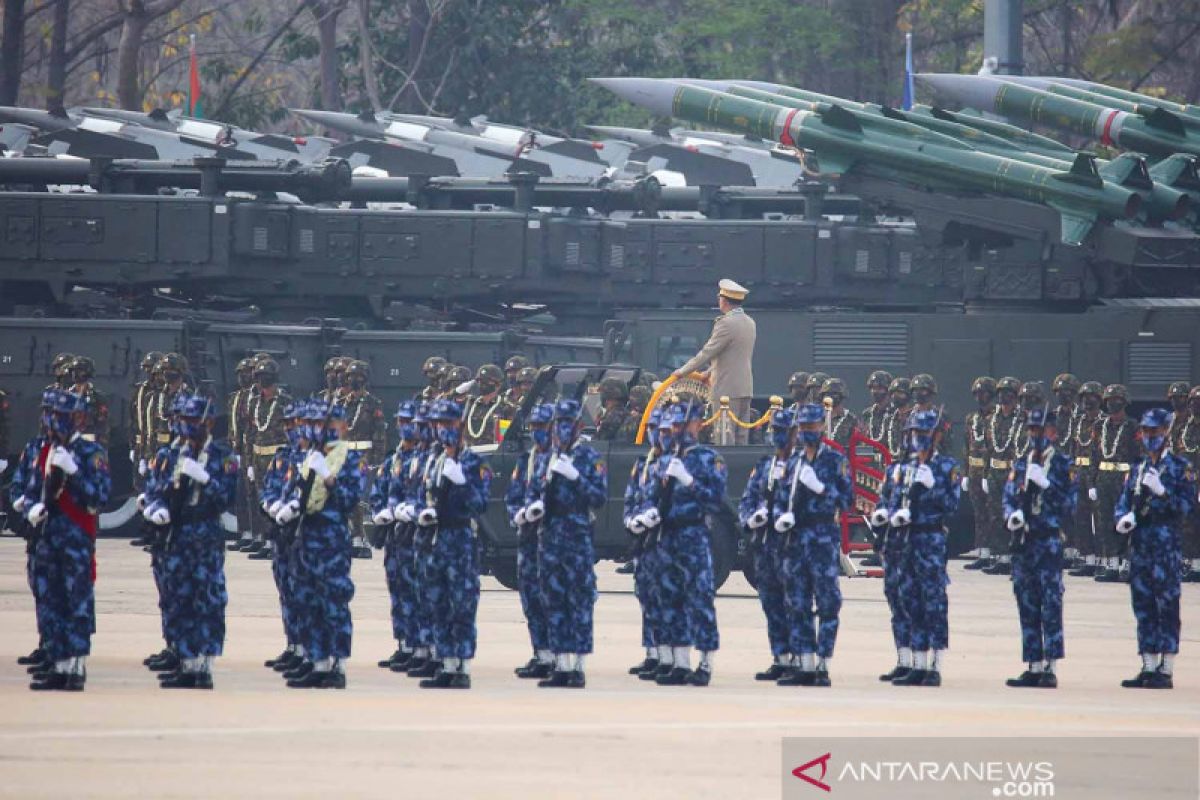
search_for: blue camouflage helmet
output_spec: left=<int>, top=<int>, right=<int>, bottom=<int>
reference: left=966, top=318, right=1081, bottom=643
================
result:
left=427, top=398, right=464, bottom=421
left=647, top=405, right=664, bottom=428
left=179, top=394, right=214, bottom=418
left=414, top=401, right=431, bottom=423
left=170, top=392, right=189, bottom=415
left=795, top=403, right=824, bottom=425
left=40, top=388, right=60, bottom=408
left=657, top=410, right=674, bottom=430
left=667, top=399, right=704, bottom=424
left=529, top=402, right=555, bottom=424
left=554, top=398, right=583, bottom=421
left=281, top=402, right=298, bottom=420
left=1025, top=407, right=1057, bottom=428
left=394, top=400, right=418, bottom=420
left=327, top=403, right=347, bottom=422
left=1140, top=407, right=1174, bottom=429
left=50, top=390, right=87, bottom=414
left=771, top=408, right=797, bottom=428
left=303, top=398, right=330, bottom=420
left=905, top=408, right=940, bottom=431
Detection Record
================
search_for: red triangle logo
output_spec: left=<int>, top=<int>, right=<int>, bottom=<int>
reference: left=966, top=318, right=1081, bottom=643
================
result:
left=792, top=752, right=832, bottom=792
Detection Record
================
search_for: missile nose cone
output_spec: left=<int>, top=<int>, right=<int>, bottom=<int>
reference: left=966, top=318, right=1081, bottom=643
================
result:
left=589, top=78, right=678, bottom=116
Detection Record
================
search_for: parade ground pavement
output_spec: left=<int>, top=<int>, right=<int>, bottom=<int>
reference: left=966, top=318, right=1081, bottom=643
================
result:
left=1, top=537, right=1197, bottom=799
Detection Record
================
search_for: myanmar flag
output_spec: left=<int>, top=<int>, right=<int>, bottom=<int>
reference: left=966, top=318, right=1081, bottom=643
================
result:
left=187, top=34, right=203, bottom=118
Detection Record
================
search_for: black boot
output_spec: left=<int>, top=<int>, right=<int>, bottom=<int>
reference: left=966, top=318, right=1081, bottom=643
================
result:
left=1145, top=670, right=1174, bottom=689
left=1068, top=563, right=1098, bottom=577
left=859, top=553, right=882, bottom=567
left=1038, top=672, right=1058, bottom=688
left=537, top=670, right=576, bottom=688
left=1005, top=670, right=1041, bottom=688
left=755, top=662, right=788, bottom=681
left=963, top=557, right=992, bottom=571
left=148, top=651, right=180, bottom=672
left=143, top=648, right=170, bottom=667
left=1095, top=567, right=1123, bottom=583
left=378, top=649, right=404, bottom=669
left=893, top=668, right=928, bottom=686
left=283, top=660, right=314, bottom=681
left=407, top=658, right=440, bottom=678
left=686, top=667, right=711, bottom=687
left=982, top=559, right=1011, bottom=575
left=420, top=669, right=470, bottom=689
left=777, top=669, right=816, bottom=687
left=265, top=650, right=292, bottom=668
left=615, top=561, right=636, bottom=575
left=1121, top=670, right=1156, bottom=688
left=628, top=657, right=659, bottom=676
left=288, top=670, right=345, bottom=689
left=247, top=546, right=273, bottom=561
left=920, top=670, right=942, bottom=686
left=811, top=669, right=832, bottom=688
left=274, top=652, right=303, bottom=673
left=516, top=659, right=553, bottom=679
left=17, top=648, right=45, bottom=665
left=160, top=671, right=214, bottom=690
left=639, top=661, right=668, bottom=680
left=879, top=664, right=910, bottom=682
left=30, top=671, right=84, bottom=691
left=654, top=666, right=692, bottom=686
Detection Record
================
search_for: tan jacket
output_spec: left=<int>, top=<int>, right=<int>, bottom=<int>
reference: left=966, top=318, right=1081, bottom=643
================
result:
left=675, top=307, right=756, bottom=400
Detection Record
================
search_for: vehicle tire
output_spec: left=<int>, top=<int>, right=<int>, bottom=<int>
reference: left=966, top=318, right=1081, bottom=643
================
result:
left=489, top=555, right=520, bottom=591
left=708, top=513, right=738, bottom=591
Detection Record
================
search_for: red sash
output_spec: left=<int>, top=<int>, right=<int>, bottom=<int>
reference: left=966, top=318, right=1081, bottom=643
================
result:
left=40, top=441, right=99, bottom=580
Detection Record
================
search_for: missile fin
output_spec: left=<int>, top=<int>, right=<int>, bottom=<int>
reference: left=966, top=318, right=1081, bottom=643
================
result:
left=1051, top=153, right=1103, bottom=188
left=806, top=150, right=856, bottom=176
left=1048, top=203, right=1097, bottom=246
left=815, top=104, right=863, bottom=133
left=1137, top=106, right=1187, bottom=137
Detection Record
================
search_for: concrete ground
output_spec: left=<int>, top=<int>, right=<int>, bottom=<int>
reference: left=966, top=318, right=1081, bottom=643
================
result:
left=1, top=537, right=1197, bottom=799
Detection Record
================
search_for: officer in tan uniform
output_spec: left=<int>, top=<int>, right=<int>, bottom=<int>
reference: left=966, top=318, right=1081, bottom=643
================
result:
left=464, top=364, right=513, bottom=447
left=672, top=279, right=756, bottom=445
left=244, top=358, right=291, bottom=557
left=340, top=360, right=387, bottom=559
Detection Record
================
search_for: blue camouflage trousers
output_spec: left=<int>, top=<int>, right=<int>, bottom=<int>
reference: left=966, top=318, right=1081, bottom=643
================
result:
left=538, top=521, right=597, bottom=655
left=635, top=537, right=667, bottom=650
left=753, top=534, right=789, bottom=657
left=383, top=527, right=419, bottom=645
left=151, top=543, right=171, bottom=644
left=411, top=529, right=437, bottom=649
left=1129, top=525, right=1182, bottom=655
left=164, top=523, right=228, bottom=658
left=517, top=529, right=549, bottom=652
left=658, top=524, right=720, bottom=652
left=27, top=548, right=47, bottom=646
left=1011, top=532, right=1065, bottom=663
left=271, top=537, right=299, bottom=646
left=292, top=517, right=355, bottom=661
left=902, top=530, right=949, bottom=652
left=429, top=525, right=479, bottom=660
left=882, top=530, right=910, bottom=650
left=32, top=516, right=95, bottom=662
left=779, top=524, right=842, bottom=659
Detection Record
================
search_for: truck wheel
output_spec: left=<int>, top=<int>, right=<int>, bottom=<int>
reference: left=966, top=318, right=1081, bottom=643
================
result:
left=708, top=514, right=737, bottom=591
left=489, top=556, right=520, bottom=591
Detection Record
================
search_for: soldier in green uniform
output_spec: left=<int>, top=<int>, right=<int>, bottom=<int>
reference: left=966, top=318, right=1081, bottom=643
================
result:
left=1067, top=381, right=1104, bottom=577
left=227, top=358, right=256, bottom=544
left=786, top=372, right=810, bottom=409
left=464, top=365, right=514, bottom=448
left=503, top=355, right=530, bottom=394
left=980, top=377, right=1023, bottom=575
left=1168, top=382, right=1190, bottom=448
left=860, top=370, right=893, bottom=445
left=595, top=378, right=631, bottom=442
left=419, top=356, right=447, bottom=402
left=68, top=357, right=110, bottom=447
left=1177, top=386, right=1200, bottom=582
left=1092, top=384, right=1138, bottom=583
left=339, top=360, right=387, bottom=559
left=883, top=377, right=912, bottom=462
left=962, top=377, right=996, bottom=570
left=804, top=372, right=830, bottom=407
left=244, top=358, right=291, bottom=556
left=129, top=351, right=164, bottom=492
left=819, top=377, right=859, bottom=451
left=49, top=353, right=74, bottom=389
left=442, top=365, right=472, bottom=402
left=618, top=385, right=652, bottom=442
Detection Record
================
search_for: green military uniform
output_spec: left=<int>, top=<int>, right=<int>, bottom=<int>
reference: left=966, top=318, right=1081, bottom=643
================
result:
left=859, top=370, right=893, bottom=446
left=883, top=377, right=912, bottom=462
left=463, top=365, right=514, bottom=447
left=338, top=360, right=387, bottom=559
left=245, top=359, right=291, bottom=552
left=1049, top=374, right=1081, bottom=562
left=419, top=356, right=448, bottom=402
left=1066, top=382, right=1103, bottom=575
left=129, top=351, right=164, bottom=490
left=820, top=377, right=859, bottom=451
left=983, top=377, right=1024, bottom=567
left=227, top=358, right=257, bottom=540
left=963, top=377, right=996, bottom=564
left=1177, top=387, right=1200, bottom=580
left=594, top=377, right=631, bottom=442
left=618, top=384, right=652, bottom=442
left=1090, top=384, right=1138, bottom=581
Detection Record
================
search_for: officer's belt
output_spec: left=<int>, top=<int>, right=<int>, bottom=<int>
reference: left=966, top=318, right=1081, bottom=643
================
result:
left=1075, top=456, right=1091, bottom=467
left=968, top=456, right=986, bottom=468
left=989, top=458, right=1011, bottom=469
left=253, top=444, right=283, bottom=456
left=344, top=440, right=374, bottom=451
left=1098, top=461, right=1130, bottom=472
left=80, top=433, right=96, bottom=442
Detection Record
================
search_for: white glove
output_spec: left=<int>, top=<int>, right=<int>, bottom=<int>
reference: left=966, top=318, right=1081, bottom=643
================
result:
left=1026, top=462, right=1049, bottom=489
left=275, top=501, right=299, bottom=525
left=798, top=463, right=825, bottom=494
left=514, top=507, right=528, bottom=527
left=12, top=495, right=27, bottom=513
left=148, top=506, right=170, bottom=526
left=626, top=515, right=646, bottom=535
left=770, top=461, right=785, bottom=481
left=179, top=456, right=210, bottom=485
left=268, top=499, right=283, bottom=516
left=774, top=511, right=796, bottom=533
left=1088, top=487, right=1098, bottom=502
left=441, top=458, right=466, bottom=485
left=960, top=476, right=969, bottom=492
left=417, top=507, right=438, bottom=527
left=26, top=501, right=46, bottom=526
left=914, top=464, right=935, bottom=489
left=247, top=465, right=256, bottom=483
left=129, top=449, right=136, bottom=465
left=525, top=500, right=545, bottom=522
left=372, top=507, right=394, bottom=525
left=0, top=458, right=6, bottom=473
left=137, top=493, right=147, bottom=511
left=550, top=455, right=580, bottom=482
left=50, top=446, right=78, bottom=475
left=746, top=506, right=769, bottom=530
left=1116, top=511, right=1137, bottom=534
left=869, top=507, right=890, bottom=528
left=637, top=507, right=661, bottom=530
left=1141, top=468, right=1165, bottom=497
left=306, top=451, right=330, bottom=480
left=665, top=457, right=693, bottom=487
left=397, top=503, right=415, bottom=523
left=889, top=507, right=912, bottom=528
left=138, top=459, right=148, bottom=477
left=1006, top=510, right=1026, bottom=531
left=981, top=478, right=989, bottom=495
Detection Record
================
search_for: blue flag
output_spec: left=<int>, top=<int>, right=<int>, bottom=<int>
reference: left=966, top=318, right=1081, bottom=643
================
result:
left=901, top=32, right=914, bottom=111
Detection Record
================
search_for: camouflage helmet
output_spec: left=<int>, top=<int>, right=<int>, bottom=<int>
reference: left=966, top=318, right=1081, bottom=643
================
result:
left=446, top=365, right=471, bottom=387
left=1019, top=380, right=1045, bottom=401
left=867, top=370, right=893, bottom=389
left=970, top=376, right=997, bottom=395
left=503, top=354, right=530, bottom=374
left=515, top=366, right=537, bottom=385
left=475, top=364, right=504, bottom=387
left=1103, top=383, right=1128, bottom=402
left=637, top=371, right=659, bottom=388
left=888, top=376, right=911, bottom=395
left=628, top=384, right=651, bottom=411
left=323, top=356, right=342, bottom=373
left=345, top=360, right=371, bottom=381
left=142, top=351, right=165, bottom=372
left=805, top=372, right=830, bottom=391
left=787, top=371, right=810, bottom=389
left=334, top=355, right=354, bottom=372
left=252, top=352, right=272, bottom=364
left=235, top=356, right=255, bottom=374
left=911, top=373, right=938, bottom=393
left=422, top=356, right=447, bottom=377
left=1052, top=373, right=1081, bottom=394
left=161, top=352, right=189, bottom=374
left=599, top=376, right=629, bottom=402
left=1189, top=385, right=1200, bottom=401
left=820, top=377, right=847, bottom=399
left=51, top=352, right=75, bottom=376
left=253, top=357, right=279, bottom=379
left=70, top=355, right=96, bottom=380
left=1168, top=381, right=1190, bottom=398
left=996, top=376, right=1021, bottom=393
left=1078, top=380, right=1103, bottom=398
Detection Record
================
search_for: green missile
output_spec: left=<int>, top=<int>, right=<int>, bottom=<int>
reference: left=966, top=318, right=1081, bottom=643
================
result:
left=992, top=77, right=1200, bottom=138
left=592, top=77, right=1141, bottom=244
left=1024, top=77, right=1200, bottom=121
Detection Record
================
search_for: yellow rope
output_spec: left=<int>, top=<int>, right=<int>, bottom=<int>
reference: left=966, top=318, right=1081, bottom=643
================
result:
left=704, top=395, right=784, bottom=429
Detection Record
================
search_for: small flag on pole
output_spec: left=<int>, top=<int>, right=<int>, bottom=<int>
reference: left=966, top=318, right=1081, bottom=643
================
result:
left=187, top=33, right=203, bottom=118
left=901, top=31, right=914, bottom=111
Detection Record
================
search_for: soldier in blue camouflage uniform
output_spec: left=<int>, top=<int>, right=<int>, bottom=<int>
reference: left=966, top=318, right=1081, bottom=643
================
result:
left=884, top=408, right=960, bottom=687
left=10, top=389, right=57, bottom=671
left=370, top=400, right=423, bottom=672
left=415, top=399, right=491, bottom=689
left=624, top=406, right=667, bottom=679
left=506, top=403, right=556, bottom=679
left=143, top=395, right=238, bottom=689
left=260, top=402, right=305, bottom=675
left=276, top=401, right=367, bottom=689
left=24, top=390, right=110, bottom=691
left=401, top=402, right=442, bottom=679
left=1002, top=408, right=1077, bottom=688
left=740, top=408, right=796, bottom=681
left=868, top=432, right=915, bottom=683
left=650, top=399, right=728, bottom=687
left=1115, top=408, right=1195, bottom=689
left=773, top=404, right=852, bottom=687
left=532, top=399, right=606, bottom=688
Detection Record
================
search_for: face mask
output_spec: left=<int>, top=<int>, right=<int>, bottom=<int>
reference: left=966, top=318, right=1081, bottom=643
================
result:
left=1106, top=398, right=1125, bottom=415
left=238, top=373, right=253, bottom=388
left=1083, top=396, right=1100, bottom=412
left=647, top=429, right=660, bottom=450
left=553, top=421, right=576, bottom=447
left=479, top=382, right=499, bottom=396
left=437, top=426, right=461, bottom=447
left=1144, top=434, right=1165, bottom=452
left=999, top=390, right=1016, bottom=405
left=914, top=389, right=932, bottom=404
left=910, top=432, right=932, bottom=451
left=531, top=428, right=551, bottom=449
left=891, top=394, right=908, bottom=409
left=771, top=429, right=792, bottom=450
left=349, top=377, right=366, bottom=390
left=49, top=412, right=74, bottom=438
left=181, top=421, right=205, bottom=440
left=1026, top=434, right=1048, bottom=451
left=975, top=393, right=992, bottom=409
left=399, top=422, right=418, bottom=441
left=1022, top=397, right=1040, bottom=411
left=799, top=430, right=822, bottom=446
left=1056, top=391, right=1073, bottom=405
left=286, top=427, right=302, bottom=448
left=658, top=430, right=675, bottom=451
